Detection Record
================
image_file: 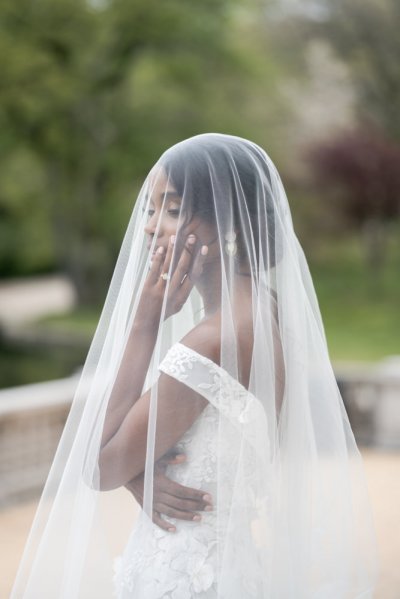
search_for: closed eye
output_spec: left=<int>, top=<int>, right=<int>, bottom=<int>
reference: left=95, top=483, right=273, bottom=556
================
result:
left=142, top=208, right=180, bottom=218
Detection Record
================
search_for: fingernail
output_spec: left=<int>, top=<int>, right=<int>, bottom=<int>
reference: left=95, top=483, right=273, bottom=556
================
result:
left=193, top=515, right=201, bottom=521
left=168, top=527, right=176, bottom=532
left=202, top=494, right=212, bottom=502
left=188, top=235, right=196, bottom=244
left=201, top=245, right=208, bottom=255
left=204, top=505, right=213, bottom=511
left=170, top=235, right=175, bottom=245
left=157, top=246, right=164, bottom=254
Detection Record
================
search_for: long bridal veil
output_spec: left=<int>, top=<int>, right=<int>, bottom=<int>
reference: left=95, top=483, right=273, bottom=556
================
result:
left=11, top=133, right=378, bottom=598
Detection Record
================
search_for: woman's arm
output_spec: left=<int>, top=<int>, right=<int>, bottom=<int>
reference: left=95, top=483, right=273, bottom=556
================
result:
left=100, top=319, right=159, bottom=450
left=98, top=325, right=219, bottom=491
left=98, top=372, right=207, bottom=491
left=100, top=233, right=208, bottom=450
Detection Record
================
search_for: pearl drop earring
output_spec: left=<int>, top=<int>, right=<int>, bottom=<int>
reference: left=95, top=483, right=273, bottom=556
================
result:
left=224, top=231, right=237, bottom=256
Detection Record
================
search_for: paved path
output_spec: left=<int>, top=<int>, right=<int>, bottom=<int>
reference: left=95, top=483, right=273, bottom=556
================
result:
left=2, top=448, right=399, bottom=598
left=0, top=275, right=76, bottom=326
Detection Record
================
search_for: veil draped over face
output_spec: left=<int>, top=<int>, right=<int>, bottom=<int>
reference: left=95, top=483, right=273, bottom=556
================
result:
left=11, top=133, right=378, bottom=598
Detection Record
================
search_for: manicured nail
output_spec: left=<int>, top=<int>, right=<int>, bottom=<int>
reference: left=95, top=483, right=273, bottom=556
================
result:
left=157, top=246, right=164, bottom=254
left=201, top=245, right=208, bottom=255
left=170, top=235, right=175, bottom=245
left=188, top=235, right=196, bottom=244
left=168, top=527, right=176, bottom=532
left=202, top=494, right=212, bottom=502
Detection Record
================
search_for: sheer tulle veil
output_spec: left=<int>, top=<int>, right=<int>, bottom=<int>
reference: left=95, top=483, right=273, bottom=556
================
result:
left=11, top=133, right=378, bottom=598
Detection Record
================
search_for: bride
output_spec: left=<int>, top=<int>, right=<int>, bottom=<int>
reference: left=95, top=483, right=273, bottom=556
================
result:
left=11, top=133, right=378, bottom=598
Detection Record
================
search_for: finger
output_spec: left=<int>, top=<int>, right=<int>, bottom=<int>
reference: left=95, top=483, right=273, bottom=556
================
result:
left=156, top=452, right=186, bottom=466
left=157, top=235, right=175, bottom=284
left=154, top=501, right=203, bottom=522
left=147, top=245, right=166, bottom=284
left=180, top=243, right=208, bottom=292
left=170, top=234, right=197, bottom=287
left=152, top=511, right=176, bottom=533
left=157, top=491, right=212, bottom=513
left=161, top=477, right=213, bottom=505
left=164, top=453, right=186, bottom=465
left=191, top=243, right=209, bottom=279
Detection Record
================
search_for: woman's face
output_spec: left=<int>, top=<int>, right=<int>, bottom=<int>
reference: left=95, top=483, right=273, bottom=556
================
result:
left=144, top=166, right=219, bottom=260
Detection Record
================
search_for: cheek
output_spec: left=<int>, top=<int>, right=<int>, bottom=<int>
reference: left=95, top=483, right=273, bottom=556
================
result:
left=173, top=215, right=214, bottom=243
left=158, top=210, right=180, bottom=231
left=191, top=220, right=217, bottom=243
left=177, top=225, right=204, bottom=247
left=165, top=218, right=179, bottom=234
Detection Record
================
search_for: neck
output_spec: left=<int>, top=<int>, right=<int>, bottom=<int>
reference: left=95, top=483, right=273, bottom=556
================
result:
left=195, top=259, right=221, bottom=317
left=195, top=259, right=253, bottom=318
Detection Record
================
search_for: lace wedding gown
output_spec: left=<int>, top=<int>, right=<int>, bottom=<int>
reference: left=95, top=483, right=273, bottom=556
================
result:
left=112, top=342, right=272, bottom=599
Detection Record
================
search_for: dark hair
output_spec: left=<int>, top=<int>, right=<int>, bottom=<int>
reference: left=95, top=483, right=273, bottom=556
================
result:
left=159, top=134, right=277, bottom=269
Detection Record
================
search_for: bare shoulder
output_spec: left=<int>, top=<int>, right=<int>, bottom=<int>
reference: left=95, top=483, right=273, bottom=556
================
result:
left=179, top=314, right=221, bottom=366
left=179, top=309, right=254, bottom=362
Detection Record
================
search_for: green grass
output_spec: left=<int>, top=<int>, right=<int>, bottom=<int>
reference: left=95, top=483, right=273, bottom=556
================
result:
left=37, top=236, right=400, bottom=363
left=0, top=342, right=88, bottom=388
left=308, top=236, right=400, bottom=362
left=38, top=305, right=101, bottom=336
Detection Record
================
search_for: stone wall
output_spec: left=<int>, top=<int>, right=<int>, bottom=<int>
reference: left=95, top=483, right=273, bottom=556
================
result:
left=0, top=376, right=79, bottom=507
left=1, top=358, right=399, bottom=507
left=336, top=356, right=400, bottom=449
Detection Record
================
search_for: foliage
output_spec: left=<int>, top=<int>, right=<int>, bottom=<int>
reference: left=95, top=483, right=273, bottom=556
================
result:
left=0, top=0, right=287, bottom=303
left=305, top=127, right=400, bottom=268
left=305, top=127, right=400, bottom=223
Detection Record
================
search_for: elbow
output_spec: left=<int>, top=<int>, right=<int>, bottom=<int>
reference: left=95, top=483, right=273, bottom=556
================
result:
left=97, top=445, right=141, bottom=491
left=98, top=446, right=120, bottom=491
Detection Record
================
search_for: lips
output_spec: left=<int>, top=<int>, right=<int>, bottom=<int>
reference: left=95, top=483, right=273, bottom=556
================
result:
left=148, top=246, right=164, bottom=255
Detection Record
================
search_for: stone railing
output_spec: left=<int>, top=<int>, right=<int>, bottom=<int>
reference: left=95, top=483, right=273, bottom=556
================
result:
left=336, top=356, right=400, bottom=449
left=0, top=374, right=80, bottom=507
left=0, top=356, right=399, bottom=506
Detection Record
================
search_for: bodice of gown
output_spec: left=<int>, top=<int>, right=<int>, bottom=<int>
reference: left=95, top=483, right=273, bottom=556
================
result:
left=113, top=342, right=272, bottom=599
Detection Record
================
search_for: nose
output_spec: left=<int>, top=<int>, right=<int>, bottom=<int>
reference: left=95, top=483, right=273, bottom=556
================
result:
left=144, top=211, right=159, bottom=237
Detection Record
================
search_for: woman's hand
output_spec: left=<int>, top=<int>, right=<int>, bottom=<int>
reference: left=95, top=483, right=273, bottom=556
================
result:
left=124, top=450, right=213, bottom=532
left=135, top=234, right=208, bottom=326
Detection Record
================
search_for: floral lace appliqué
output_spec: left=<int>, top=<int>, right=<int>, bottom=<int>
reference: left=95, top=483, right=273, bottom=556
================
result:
left=112, top=342, right=271, bottom=598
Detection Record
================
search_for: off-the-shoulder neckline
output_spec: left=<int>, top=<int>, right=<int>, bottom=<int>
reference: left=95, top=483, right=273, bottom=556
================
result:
left=173, top=341, right=256, bottom=400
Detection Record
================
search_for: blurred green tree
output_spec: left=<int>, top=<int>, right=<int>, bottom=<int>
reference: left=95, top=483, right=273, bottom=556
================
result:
left=0, top=0, right=286, bottom=303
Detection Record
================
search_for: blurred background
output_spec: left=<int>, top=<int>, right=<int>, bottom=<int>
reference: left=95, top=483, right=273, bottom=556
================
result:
left=0, top=0, right=399, bottom=596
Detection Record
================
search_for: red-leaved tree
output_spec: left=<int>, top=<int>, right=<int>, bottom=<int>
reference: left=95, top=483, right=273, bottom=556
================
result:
left=305, top=127, right=400, bottom=269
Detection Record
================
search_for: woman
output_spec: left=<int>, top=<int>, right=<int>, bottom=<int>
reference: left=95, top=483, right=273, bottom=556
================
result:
left=11, top=133, right=378, bottom=598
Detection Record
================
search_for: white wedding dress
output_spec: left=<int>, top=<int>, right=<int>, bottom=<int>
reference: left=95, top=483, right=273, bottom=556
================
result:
left=112, top=342, right=272, bottom=599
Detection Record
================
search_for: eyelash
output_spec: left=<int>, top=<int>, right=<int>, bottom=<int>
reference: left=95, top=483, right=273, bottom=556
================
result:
left=143, top=209, right=180, bottom=218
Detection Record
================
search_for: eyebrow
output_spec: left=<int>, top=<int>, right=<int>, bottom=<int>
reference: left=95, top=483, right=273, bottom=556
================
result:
left=161, top=190, right=180, bottom=199
left=145, top=190, right=181, bottom=202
